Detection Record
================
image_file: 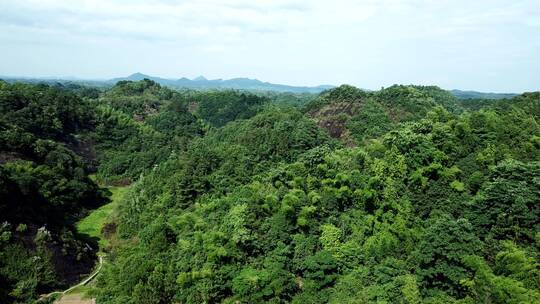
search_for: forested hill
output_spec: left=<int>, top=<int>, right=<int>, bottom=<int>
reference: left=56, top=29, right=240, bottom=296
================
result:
left=305, top=84, right=460, bottom=145
left=110, top=73, right=335, bottom=93
left=1, top=74, right=520, bottom=98
left=450, top=89, right=518, bottom=100
left=1, top=74, right=334, bottom=94
left=0, top=81, right=107, bottom=302
left=1, top=79, right=539, bottom=303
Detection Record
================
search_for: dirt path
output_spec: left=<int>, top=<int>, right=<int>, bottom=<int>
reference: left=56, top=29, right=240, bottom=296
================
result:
left=55, top=294, right=96, bottom=304
left=63, top=255, right=103, bottom=294
left=41, top=186, right=127, bottom=304
left=39, top=253, right=103, bottom=303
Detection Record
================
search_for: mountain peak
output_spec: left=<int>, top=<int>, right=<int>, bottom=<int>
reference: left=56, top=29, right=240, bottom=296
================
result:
left=193, top=76, right=207, bottom=81
left=127, top=72, right=151, bottom=80
left=107, top=73, right=333, bottom=93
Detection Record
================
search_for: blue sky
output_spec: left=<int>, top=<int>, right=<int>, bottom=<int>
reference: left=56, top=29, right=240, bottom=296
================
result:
left=0, top=0, right=539, bottom=92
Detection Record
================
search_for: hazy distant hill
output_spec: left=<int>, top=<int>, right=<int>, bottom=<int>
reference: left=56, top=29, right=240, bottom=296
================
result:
left=0, top=76, right=110, bottom=88
left=1, top=73, right=521, bottom=97
left=109, top=73, right=335, bottom=93
left=450, top=89, right=517, bottom=99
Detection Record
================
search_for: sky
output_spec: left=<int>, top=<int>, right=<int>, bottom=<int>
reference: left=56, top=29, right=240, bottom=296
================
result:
left=0, top=0, right=539, bottom=92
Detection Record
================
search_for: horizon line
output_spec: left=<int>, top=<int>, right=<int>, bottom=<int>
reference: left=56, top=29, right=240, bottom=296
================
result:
left=0, top=73, right=524, bottom=94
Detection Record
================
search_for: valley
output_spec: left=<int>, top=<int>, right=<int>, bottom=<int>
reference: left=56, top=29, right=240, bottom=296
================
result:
left=0, top=79, right=538, bottom=303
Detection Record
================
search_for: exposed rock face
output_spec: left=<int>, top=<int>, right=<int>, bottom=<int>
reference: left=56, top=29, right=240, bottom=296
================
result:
left=309, top=101, right=362, bottom=139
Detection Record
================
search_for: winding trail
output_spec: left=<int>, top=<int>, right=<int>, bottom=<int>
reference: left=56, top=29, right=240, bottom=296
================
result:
left=40, top=186, right=129, bottom=303
left=64, top=255, right=103, bottom=293
left=39, top=255, right=103, bottom=303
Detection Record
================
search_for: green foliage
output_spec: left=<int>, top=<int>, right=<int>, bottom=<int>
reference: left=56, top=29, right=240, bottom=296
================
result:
left=347, top=99, right=393, bottom=143
left=469, top=160, right=540, bottom=244
left=306, top=84, right=461, bottom=145
left=2, top=80, right=540, bottom=303
left=0, top=81, right=95, bottom=142
left=92, top=80, right=203, bottom=183
left=0, top=82, right=109, bottom=303
left=194, top=90, right=268, bottom=127
left=96, top=89, right=540, bottom=303
left=304, top=84, right=367, bottom=112
left=414, top=215, right=482, bottom=297
left=461, top=242, right=540, bottom=303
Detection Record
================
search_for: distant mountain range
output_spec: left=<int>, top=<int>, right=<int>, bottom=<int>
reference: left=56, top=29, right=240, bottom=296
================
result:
left=0, top=73, right=519, bottom=98
left=109, top=73, right=335, bottom=93
left=449, top=89, right=518, bottom=100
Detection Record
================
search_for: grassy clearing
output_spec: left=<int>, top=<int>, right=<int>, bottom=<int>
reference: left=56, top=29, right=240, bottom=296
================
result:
left=76, top=186, right=128, bottom=249
left=61, top=185, right=128, bottom=302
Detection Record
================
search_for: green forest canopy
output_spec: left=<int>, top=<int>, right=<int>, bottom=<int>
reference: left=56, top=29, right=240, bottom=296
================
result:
left=0, top=79, right=539, bottom=303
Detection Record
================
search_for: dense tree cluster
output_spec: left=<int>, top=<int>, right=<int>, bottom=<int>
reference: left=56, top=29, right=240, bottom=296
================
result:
left=87, top=80, right=204, bottom=184
left=95, top=83, right=539, bottom=303
left=193, top=90, right=269, bottom=127
left=307, top=84, right=461, bottom=145
left=1, top=79, right=539, bottom=303
left=0, top=79, right=203, bottom=302
left=0, top=82, right=106, bottom=303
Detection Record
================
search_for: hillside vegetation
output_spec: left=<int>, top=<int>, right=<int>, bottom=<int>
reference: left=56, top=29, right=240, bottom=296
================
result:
left=306, top=85, right=460, bottom=145
left=0, top=79, right=539, bottom=303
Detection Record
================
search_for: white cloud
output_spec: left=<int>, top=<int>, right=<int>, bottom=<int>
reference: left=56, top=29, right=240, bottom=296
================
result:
left=0, top=0, right=538, bottom=92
